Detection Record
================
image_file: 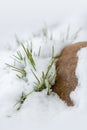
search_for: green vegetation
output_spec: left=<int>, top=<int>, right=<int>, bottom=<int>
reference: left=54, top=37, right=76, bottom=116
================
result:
left=14, top=46, right=58, bottom=110
left=6, top=38, right=59, bottom=110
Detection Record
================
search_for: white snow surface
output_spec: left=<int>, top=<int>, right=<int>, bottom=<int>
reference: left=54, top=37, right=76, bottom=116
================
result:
left=0, top=2, right=87, bottom=129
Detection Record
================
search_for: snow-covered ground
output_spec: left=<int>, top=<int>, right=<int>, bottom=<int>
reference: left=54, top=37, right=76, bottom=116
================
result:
left=0, top=0, right=87, bottom=130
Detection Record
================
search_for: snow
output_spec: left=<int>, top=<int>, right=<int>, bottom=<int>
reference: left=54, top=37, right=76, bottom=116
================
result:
left=0, top=0, right=87, bottom=130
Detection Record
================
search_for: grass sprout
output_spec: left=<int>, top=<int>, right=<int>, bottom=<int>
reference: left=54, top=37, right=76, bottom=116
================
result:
left=31, top=59, right=56, bottom=95
left=6, top=41, right=36, bottom=79
left=21, top=43, right=36, bottom=71
left=38, top=46, right=41, bottom=57
left=42, top=27, right=48, bottom=37
left=12, top=51, right=26, bottom=64
left=33, top=46, right=41, bottom=57
left=32, top=71, right=46, bottom=92
left=15, top=92, right=27, bottom=110
left=15, top=90, right=35, bottom=110
left=32, top=46, right=57, bottom=95
left=60, top=25, right=81, bottom=43
left=6, top=63, right=26, bottom=79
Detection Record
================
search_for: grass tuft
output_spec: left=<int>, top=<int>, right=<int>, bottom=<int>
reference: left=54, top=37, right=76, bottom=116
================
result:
left=6, top=37, right=59, bottom=110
